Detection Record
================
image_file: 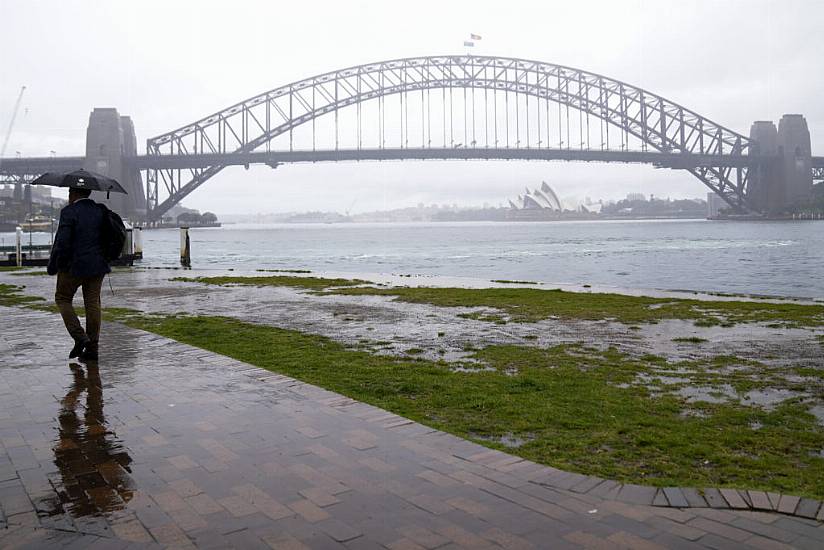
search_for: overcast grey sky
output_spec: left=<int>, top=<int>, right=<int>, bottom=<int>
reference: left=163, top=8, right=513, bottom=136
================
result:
left=2, top=0, right=822, bottom=213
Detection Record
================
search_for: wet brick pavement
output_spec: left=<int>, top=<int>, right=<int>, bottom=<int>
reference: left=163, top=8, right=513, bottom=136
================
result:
left=1, top=305, right=823, bottom=548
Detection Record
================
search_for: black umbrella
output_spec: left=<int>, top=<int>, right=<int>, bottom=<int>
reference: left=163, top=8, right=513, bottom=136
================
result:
left=31, top=169, right=128, bottom=198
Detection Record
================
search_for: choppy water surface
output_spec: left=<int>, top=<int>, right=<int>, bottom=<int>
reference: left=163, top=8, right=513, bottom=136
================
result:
left=7, top=219, right=824, bottom=298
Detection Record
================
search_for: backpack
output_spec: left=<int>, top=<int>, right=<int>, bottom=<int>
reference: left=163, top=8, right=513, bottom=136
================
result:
left=98, top=204, right=128, bottom=262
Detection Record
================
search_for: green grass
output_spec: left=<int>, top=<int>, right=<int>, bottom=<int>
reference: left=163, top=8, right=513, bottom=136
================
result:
left=0, top=283, right=45, bottom=307
left=457, top=311, right=508, bottom=324
left=171, top=274, right=824, bottom=329
left=673, top=337, right=709, bottom=344
left=172, top=275, right=368, bottom=291
left=327, top=286, right=824, bottom=328
left=113, top=312, right=824, bottom=499
left=256, top=268, right=312, bottom=274
left=491, top=279, right=540, bottom=285
left=9, top=270, right=49, bottom=277
left=0, top=266, right=23, bottom=272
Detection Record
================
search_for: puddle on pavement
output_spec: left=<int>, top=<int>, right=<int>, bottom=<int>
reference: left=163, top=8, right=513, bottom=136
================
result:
left=470, top=432, right=535, bottom=448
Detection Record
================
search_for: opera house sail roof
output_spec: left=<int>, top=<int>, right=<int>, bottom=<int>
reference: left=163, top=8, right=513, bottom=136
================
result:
left=509, top=181, right=564, bottom=211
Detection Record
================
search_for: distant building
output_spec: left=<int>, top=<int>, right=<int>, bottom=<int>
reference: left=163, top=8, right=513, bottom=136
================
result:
left=626, top=193, right=646, bottom=202
left=707, top=193, right=727, bottom=218
left=0, top=184, right=59, bottom=206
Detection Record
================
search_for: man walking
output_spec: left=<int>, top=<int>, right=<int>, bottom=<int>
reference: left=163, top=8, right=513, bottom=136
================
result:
left=47, top=186, right=110, bottom=361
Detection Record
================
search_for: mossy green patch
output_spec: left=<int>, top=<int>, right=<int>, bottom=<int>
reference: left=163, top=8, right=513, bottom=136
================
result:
left=673, top=337, right=708, bottom=344
left=9, top=270, right=49, bottom=277
left=0, top=283, right=45, bottom=307
left=172, top=275, right=367, bottom=291
left=116, top=313, right=824, bottom=499
left=457, top=311, right=508, bottom=324
left=328, top=286, right=824, bottom=328
left=256, top=268, right=312, bottom=273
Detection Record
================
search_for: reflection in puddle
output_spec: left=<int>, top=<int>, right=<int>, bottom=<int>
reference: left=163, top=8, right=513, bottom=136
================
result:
left=50, top=363, right=135, bottom=517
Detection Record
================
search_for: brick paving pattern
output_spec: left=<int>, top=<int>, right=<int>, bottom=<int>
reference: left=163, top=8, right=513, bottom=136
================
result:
left=1, top=306, right=822, bottom=548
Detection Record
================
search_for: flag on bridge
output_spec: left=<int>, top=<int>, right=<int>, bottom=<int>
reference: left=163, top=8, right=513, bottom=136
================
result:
left=463, top=41, right=475, bottom=47
left=470, top=33, right=482, bottom=40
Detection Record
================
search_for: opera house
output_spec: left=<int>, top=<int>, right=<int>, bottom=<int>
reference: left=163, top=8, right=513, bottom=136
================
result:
left=506, top=181, right=601, bottom=220
left=508, top=181, right=565, bottom=211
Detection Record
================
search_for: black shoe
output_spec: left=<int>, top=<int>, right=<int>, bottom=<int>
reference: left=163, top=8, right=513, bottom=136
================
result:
left=79, top=349, right=98, bottom=362
left=69, top=338, right=89, bottom=359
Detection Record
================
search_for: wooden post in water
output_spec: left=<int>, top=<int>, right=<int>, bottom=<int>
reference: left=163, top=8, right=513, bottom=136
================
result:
left=133, top=227, right=143, bottom=259
left=180, top=226, right=191, bottom=268
left=15, top=227, right=22, bottom=267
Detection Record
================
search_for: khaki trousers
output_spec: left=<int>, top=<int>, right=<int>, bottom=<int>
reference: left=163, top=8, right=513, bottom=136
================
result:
left=55, top=272, right=104, bottom=352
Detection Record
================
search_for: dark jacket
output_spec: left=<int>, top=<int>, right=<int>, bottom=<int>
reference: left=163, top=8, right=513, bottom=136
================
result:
left=47, top=199, right=111, bottom=278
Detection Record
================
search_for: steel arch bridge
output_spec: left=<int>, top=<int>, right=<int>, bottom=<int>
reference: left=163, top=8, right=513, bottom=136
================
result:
left=144, top=54, right=754, bottom=221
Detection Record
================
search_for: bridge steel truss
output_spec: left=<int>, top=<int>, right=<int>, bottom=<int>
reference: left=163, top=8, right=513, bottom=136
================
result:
left=813, top=166, right=824, bottom=184
left=145, top=55, right=753, bottom=221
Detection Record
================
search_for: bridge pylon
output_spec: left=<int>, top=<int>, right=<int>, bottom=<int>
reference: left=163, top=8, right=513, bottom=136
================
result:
left=84, top=108, right=146, bottom=221
left=747, top=114, right=813, bottom=214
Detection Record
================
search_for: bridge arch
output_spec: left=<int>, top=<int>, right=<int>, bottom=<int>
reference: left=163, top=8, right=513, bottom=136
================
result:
left=146, top=55, right=752, bottom=220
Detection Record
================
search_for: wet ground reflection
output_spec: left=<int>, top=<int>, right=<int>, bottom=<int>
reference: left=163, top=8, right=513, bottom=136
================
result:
left=51, top=362, right=134, bottom=517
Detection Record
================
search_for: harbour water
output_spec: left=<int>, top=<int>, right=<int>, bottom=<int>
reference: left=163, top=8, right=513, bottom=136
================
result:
left=5, top=219, right=823, bottom=298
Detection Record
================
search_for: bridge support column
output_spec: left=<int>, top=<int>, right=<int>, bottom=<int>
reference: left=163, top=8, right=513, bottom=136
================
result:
left=748, top=114, right=812, bottom=215
left=84, top=108, right=146, bottom=221
left=777, top=114, right=813, bottom=208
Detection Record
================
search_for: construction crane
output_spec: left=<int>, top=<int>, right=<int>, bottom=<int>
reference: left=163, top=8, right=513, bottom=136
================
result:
left=345, top=198, right=357, bottom=217
left=0, top=85, right=27, bottom=167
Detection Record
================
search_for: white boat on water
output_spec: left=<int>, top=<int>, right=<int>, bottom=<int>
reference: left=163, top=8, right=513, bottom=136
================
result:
left=20, top=216, right=55, bottom=233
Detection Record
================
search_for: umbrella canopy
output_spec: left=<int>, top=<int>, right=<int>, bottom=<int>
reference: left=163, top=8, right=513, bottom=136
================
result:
left=30, top=169, right=128, bottom=194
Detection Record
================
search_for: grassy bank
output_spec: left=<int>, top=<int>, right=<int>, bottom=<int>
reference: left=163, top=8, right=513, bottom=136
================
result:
left=4, top=279, right=822, bottom=498
left=115, top=312, right=824, bottom=499
left=332, top=287, right=824, bottom=328
left=175, top=274, right=824, bottom=328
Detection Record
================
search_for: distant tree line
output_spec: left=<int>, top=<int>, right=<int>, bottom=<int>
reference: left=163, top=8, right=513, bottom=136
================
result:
left=601, top=197, right=706, bottom=217
left=790, top=182, right=824, bottom=215
left=176, top=211, right=218, bottom=225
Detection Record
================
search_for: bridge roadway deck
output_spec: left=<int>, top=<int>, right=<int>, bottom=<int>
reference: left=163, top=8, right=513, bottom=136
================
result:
left=1, top=304, right=823, bottom=548
left=6, top=149, right=821, bottom=176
